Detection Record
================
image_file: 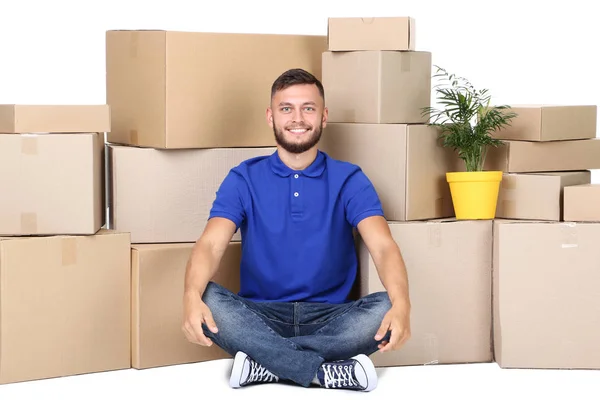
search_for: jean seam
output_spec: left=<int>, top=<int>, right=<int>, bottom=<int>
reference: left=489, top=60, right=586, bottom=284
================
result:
left=224, top=291, right=301, bottom=351
left=305, top=303, right=358, bottom=336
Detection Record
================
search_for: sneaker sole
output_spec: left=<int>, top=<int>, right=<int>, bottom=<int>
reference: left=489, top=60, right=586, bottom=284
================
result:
left=353, top=354, right=378, bottom=392
left=229, top=351, right=247, bottom=388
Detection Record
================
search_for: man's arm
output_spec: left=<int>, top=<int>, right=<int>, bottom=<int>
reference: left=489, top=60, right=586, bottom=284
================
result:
left=357, top=215, right=411, bottom=352
left=356, top=215, right=410, bottom=309
left=184, top=216, right=238, bottom=297
left=182, top=169, right=245, bottom=346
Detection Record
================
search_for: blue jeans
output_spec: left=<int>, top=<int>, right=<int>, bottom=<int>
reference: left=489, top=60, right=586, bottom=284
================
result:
left=201, top=281, right=392, bottom=387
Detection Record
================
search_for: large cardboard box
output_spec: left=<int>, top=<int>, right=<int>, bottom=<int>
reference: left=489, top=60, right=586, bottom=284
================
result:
left=496, top=171, right=591, bottom=221
left=106, top=30, right=326, bottom=149
left=108, top=144, right=275, bottom=243
left=564, top=184, right=600, bottom=221
left=327, top=17, right=415, bottom=51
left=0, top=133, right=105, bottom=235
left=131, top=242, right=241, bottom=369
left=0, top=230, right=131, bottom=384
left=484, top=138, right=600, bottom=172
left=319, top=123, right=455, bottom=221
left=492, top=105, right=597, bottom=141
left=322, top=51, right=431, bottom=124
left=0, top=104, right=110, bottom=133
left=493, top=220, right=600, bottom=369
left=358, top=219, right=493, bottom=367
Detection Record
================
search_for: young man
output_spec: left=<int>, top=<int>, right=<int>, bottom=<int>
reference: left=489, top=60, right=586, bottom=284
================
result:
left=182, top=68, right=411, bottom=392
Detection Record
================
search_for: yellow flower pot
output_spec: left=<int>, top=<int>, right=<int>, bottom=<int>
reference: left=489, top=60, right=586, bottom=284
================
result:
left=446, top=171, right=503, bottom=220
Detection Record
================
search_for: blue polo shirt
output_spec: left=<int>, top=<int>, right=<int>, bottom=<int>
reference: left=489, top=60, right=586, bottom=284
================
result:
left=208, top=150, right=384, bottom=304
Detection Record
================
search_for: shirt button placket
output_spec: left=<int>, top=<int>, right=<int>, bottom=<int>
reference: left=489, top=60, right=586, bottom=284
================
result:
left=291, top=173, right=302, bottom=219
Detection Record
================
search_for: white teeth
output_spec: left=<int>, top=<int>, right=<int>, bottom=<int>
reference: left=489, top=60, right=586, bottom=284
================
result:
left=289, top=129, right=307, bottom=133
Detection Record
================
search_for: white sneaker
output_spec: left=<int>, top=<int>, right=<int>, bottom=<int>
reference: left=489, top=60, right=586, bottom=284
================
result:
left=229, top=351, right=280, bottom=388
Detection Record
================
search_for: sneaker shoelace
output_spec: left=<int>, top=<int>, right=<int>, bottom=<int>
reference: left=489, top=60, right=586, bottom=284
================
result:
left=247, top=359, right=279, bottom=384
left=321, top=363, right=360, bottom=389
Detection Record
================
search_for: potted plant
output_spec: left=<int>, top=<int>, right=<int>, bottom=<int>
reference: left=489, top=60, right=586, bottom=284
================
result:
left=422, top=66, right=517, bottom=220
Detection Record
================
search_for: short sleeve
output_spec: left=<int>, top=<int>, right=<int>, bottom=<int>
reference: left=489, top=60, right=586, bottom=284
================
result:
left=208, top=169, right=246, bottom=229
left=343, top=169, right=385, bottom=228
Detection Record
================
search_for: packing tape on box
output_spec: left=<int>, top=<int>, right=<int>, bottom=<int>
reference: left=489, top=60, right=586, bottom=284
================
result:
left=501, top=200, right=516, bottom=216
left=423, top=333, right=439, bottom=365
left=20, top=212, right=37, bottom=234
left=129, top=31, right=139, bottom=58
left=21, top=136, right=37, bottom=155
left=360, top=18, right=375, bottom=24
left=560, top=222, right=578, bottom=249
left=401, top=54, right=411, bottom=72
left=61, top=238, right=78, bottom=266
left=501, top=175, right=516, bottom=190
left=129, top=129, right=138, bottom=144
left=435, top=197, right=444, bottom=215
left=427, top=223, right=442, bottom=247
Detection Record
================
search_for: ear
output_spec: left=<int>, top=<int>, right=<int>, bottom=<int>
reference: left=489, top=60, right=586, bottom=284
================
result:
left=321, top=106, right=328, bottom=128
left=266, top=107, right=274, bottom=128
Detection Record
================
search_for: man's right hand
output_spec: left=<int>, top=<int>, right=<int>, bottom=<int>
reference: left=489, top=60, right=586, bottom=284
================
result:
left=182, top=291, right=219, bottom=346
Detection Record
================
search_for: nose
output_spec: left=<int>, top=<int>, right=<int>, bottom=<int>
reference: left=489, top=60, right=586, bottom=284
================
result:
left=290, top=108, right=304, bottom=122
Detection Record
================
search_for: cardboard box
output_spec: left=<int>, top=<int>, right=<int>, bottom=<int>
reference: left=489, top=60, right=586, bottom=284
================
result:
left=484, top=138, right=600, bottom=172
left=106, top=30, right=326, bottom=149
left=131, top=242, right=241, bottom=369
left=319, top=123, right=455, bottom=221
left=496, top=171, right=591, bottom=221
left=107, top=144, right=275, bottom=243
left=493, top=220, right=600, bottom=369
left=322, top=51, right=431, bottom=123
left=327, top=17, right=415, bottom=51
left=0, top=230, right=131, bottom=384
left=0, top=104, right=110, bottom=133
left=358, top=219, right=493, bottom=367
left=492, top=105, right=597, bottom=141
left=0, top=133, right=105, bottom=235
left=564, top=184, right=600, bottom=221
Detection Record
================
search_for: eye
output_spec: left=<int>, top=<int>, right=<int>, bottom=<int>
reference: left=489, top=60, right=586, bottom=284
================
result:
left=281, top=107, right=291, bottom=112
left=304, top=107, right=315, bottom=111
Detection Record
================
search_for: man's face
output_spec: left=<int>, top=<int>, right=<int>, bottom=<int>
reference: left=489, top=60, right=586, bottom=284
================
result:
left=267, top=84, right=328, bottom=154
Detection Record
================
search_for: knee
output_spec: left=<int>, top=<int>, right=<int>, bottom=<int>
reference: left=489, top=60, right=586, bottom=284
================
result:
left=201, top=281, right=232, bottom=310
left=364, top=291, right=392, bottom=314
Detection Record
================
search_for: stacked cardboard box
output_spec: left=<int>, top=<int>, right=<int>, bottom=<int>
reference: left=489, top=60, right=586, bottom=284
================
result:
left=104, top=30, right=328, bottom=369
left=0, top=105, right=131, bottom=384
left=485, top=105, right=600, bottom=369
left=318, top=17, right=493, bottom=368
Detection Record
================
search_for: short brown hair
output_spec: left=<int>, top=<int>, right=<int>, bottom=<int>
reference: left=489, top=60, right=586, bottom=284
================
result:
left=271, top=68, right=325, bottom=101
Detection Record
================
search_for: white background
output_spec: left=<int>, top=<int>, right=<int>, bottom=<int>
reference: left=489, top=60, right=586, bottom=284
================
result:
left=1, top=0, right=599, bottom=398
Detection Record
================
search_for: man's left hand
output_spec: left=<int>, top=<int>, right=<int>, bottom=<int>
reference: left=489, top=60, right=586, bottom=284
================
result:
left=374, top=303, right=411, bottom=352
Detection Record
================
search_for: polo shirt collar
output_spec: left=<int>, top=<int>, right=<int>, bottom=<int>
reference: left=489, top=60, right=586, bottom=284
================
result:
left=269, top=150, right=326, bottom=178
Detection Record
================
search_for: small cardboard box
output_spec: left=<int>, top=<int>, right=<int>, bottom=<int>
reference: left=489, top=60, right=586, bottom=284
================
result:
left=0, top=133, right=105, bottom=235
left=564, top=184, right=600, bottom=221
left=322, top=50, right=431, bottom=124
left=492, top=105, right=597, bottom=141
left=496, top=171, right=591, bottom=221
left=0, top=104, right=110, bottom=133
left=327, top=17, right=415, bottom=51
left=485, top=138, right=600, bottom=172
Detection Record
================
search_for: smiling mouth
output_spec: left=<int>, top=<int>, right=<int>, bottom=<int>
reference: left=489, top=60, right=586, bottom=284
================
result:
left=287, top=128, right=309, bottom=135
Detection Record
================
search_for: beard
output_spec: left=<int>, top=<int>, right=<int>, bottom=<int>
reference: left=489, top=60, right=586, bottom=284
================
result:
left=272, top=119, right=323, bottom=154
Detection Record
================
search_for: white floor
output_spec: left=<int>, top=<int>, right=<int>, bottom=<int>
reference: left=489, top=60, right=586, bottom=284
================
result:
left=0, top=359, right=598, bottom=399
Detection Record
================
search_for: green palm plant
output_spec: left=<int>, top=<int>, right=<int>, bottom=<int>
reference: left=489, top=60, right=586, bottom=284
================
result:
left=422, top=66, right=518, bottom=172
